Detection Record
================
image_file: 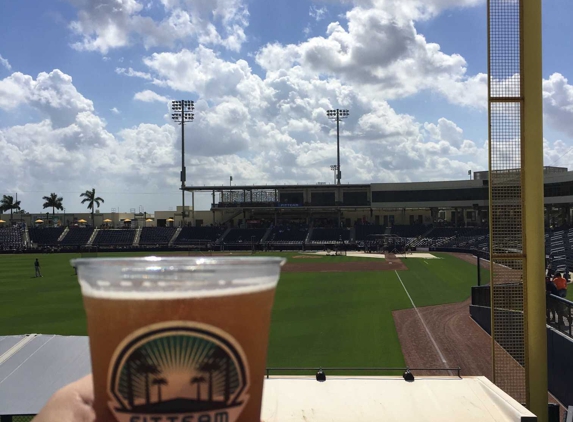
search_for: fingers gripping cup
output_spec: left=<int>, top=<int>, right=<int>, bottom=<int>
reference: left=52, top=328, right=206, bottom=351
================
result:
left=73, top=256, right=285, bottom=422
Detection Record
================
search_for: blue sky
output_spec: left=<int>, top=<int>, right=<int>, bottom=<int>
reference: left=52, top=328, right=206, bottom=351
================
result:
left=1, top=0, right=572, bottom=213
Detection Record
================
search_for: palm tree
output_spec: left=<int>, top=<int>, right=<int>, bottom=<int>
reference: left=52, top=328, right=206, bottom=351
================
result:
left=42, top=193, right=63, bottom=221
left=151, top=377, right=168, bottom=403
left=125, top=350, right=146, bottom=408
left=137, top=362, right=160, bottom=405
left=199, top=360, right=221, bottom=402
left=191, top=376, right=207, bottom=401
left=211, top=348, right=231, bottom=402
left=0, top=195, right=21, bottom=223
left=79, top=189, right=104, bottom=226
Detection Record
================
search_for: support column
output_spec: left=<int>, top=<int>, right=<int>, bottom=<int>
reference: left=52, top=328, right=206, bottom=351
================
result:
left=522, top=0, right=548, bottom=418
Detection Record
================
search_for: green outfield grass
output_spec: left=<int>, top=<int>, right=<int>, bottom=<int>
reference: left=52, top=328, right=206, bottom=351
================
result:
left=0, top=252, right=482, bottom=370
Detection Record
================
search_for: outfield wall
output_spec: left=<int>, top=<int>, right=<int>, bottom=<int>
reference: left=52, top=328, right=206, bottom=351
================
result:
left=469, top=304, right=573, bottom=407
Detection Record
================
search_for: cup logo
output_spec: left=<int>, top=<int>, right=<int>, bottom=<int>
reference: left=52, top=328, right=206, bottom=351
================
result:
left=108, top=321, right=249, bottom=422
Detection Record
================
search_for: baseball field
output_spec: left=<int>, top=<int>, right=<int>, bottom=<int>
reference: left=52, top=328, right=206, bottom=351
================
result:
left=0, top=252, right=488, bottom=371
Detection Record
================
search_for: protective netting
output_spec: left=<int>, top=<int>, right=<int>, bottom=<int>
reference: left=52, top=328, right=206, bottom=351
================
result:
left=489, top=0, right=521, bottom=98
left=488, top=0, right=526, bottom=404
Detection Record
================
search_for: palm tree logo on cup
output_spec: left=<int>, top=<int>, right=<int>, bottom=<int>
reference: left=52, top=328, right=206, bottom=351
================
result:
left=108, top=322, right=249, bottom=421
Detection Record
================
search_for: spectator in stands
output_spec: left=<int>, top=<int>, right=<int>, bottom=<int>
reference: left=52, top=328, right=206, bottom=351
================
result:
left=34, top=258, right=42, bottom=278
left=546, top=276, right=558, bottom=323
left=553, top=272, right=568, bottom=298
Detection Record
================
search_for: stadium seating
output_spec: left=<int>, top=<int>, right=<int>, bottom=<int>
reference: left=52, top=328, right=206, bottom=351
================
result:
left=0, top=227, right=23, bottom=250
left=390, top=225, right=429, bottom=238
left=29, top=227, right=65, bottom=246
left=174, top=227, right=224, bottom=245
left=92, top=229, right=135, bottom=246
left=60, top=228, right=94, bottom=246
left=310, top=228, right=350, bottom=245
left=266, top=225, right=308, bottom=244
left=139, top=227, right=177, bottom=245
left=222, top=228, right=268, bottom=244
left=354, top=225, right=386, bottom=241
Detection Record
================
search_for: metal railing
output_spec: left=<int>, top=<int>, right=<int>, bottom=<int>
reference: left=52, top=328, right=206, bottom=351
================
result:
left=472, top=284, right=573, bottom=339
left=265, top=367, right=462, bottom=379
left=547, top=294, right=573, bottom=337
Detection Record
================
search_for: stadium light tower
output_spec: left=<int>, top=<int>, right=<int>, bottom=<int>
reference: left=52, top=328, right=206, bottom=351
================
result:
left=327, top=109, right=349, bottom=185
left=330, top=165, right=338, bottom=184
left=171, top=100, right=194, bottom=226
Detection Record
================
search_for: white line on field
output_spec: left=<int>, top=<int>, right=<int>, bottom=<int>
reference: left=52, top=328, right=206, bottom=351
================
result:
left=394, top=270, right=450, bottom=372
left=424, top=261, right=428, bottom=265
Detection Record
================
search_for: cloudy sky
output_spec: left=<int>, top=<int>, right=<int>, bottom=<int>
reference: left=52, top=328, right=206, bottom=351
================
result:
left=1, top=0, right=572, bottom=213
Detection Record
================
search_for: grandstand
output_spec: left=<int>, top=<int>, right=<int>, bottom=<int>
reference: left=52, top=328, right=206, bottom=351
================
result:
left=0, top=228, right=23, bottom=250
left=173, top=227, right=224, bottom=246
left=59, top=228, right=94, bottom=246
left=309, top=228, right=350, bottom=246
left=92, top=229, right=135, bottom=246
left=222, top=228, right=268, bottom=248
left=265, top=225, right=308, bottom=250
left=139, top=227, right=177, bottom=246
left=29, top=227, right=65, bottom=246
left=355, top=225, right=386, bottom=241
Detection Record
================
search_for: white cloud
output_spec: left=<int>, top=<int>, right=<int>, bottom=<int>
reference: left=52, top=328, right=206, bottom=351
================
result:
left=132, top=44, right=491, bottom=185
left=0, top=54, right=11, bottom=70
left=0, top=70, right=94, bottom=127
left=346, top=0, right=483, bottom=21
left=115, top=67, right=153, bottom=80
left=134, top=90, right=169, bottom=103
left=4, top=0, right=573, bottom=214
left=309, top=6, right=327, bottom=21
left=255, top=4, right=487, bottom=107
left=67, top=0, right=249, bottom=53
left=543, top=73, right=573, bottom=138
left=110, top=107, right=120, bottom=114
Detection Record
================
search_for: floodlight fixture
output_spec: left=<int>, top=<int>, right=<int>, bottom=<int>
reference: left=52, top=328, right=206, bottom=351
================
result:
left=326, top=109, right=350, bottom=185
left=170, top=100, right=196, bottom=225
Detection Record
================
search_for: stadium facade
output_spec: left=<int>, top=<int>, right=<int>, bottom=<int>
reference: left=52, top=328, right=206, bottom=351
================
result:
left=186, top=166, right=572, bottom=229
left=2, top=166, right=573, bottom=229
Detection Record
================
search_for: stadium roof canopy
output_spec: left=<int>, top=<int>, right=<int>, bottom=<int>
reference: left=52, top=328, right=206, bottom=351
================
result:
left=0, top=334, right=91, bottom=415
left=184, top=183, right=371, bottom=191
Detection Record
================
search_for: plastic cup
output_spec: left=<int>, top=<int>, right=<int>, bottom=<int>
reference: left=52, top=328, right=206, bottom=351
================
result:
left=72, top=256, right=285, bottom=422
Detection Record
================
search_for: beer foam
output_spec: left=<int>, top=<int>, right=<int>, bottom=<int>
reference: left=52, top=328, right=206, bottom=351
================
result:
left=79, top=276, right=277, bottom=300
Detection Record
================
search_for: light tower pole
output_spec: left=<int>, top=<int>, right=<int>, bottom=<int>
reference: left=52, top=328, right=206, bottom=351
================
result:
left=327, top=109, right=349, bottom=185
left=171, top=100, right=194, bottom=226
left=330, top=165, right=338, bottom=185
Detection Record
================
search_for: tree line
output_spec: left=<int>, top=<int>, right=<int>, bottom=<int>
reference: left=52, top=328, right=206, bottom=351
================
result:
left=0, top=189, right=105, bottom=225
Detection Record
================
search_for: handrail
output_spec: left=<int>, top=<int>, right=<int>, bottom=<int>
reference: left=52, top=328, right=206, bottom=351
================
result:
left=265, top=366, right=462, bottom=379
left=547, top=293, right=573, bottom=337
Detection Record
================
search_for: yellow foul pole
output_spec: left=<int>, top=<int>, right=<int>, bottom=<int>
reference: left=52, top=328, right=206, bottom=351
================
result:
left=521, top=0, right=547, bottom=420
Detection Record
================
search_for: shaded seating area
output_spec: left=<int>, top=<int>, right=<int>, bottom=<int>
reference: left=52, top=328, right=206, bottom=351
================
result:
left=92, top=229, right=135, bottom=246
left=438, top=228, right=490, bottom=249
left=266, top=225, right=308, bottom=244
left=223, top=228, right=268, bottom=244
left=0, top=227, right=23, bottom=250
left=390, top=225, right=428, bottom=238
left=174, top=227, right=224, bottom=245
left=310, top=228, right=350, bottom=245
left=29, top=227, right=65, bottom=246
left=355, top=225, right=386, bottom=241
left=59, top=228, right=94, bottom=246
left=139, top=227, right=177, bottom=245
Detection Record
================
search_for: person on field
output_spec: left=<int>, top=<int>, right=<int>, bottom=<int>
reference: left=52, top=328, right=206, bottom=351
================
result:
left=553, top=272, right=568, bottom=298
left=34, top=258, right=42, bottom=278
